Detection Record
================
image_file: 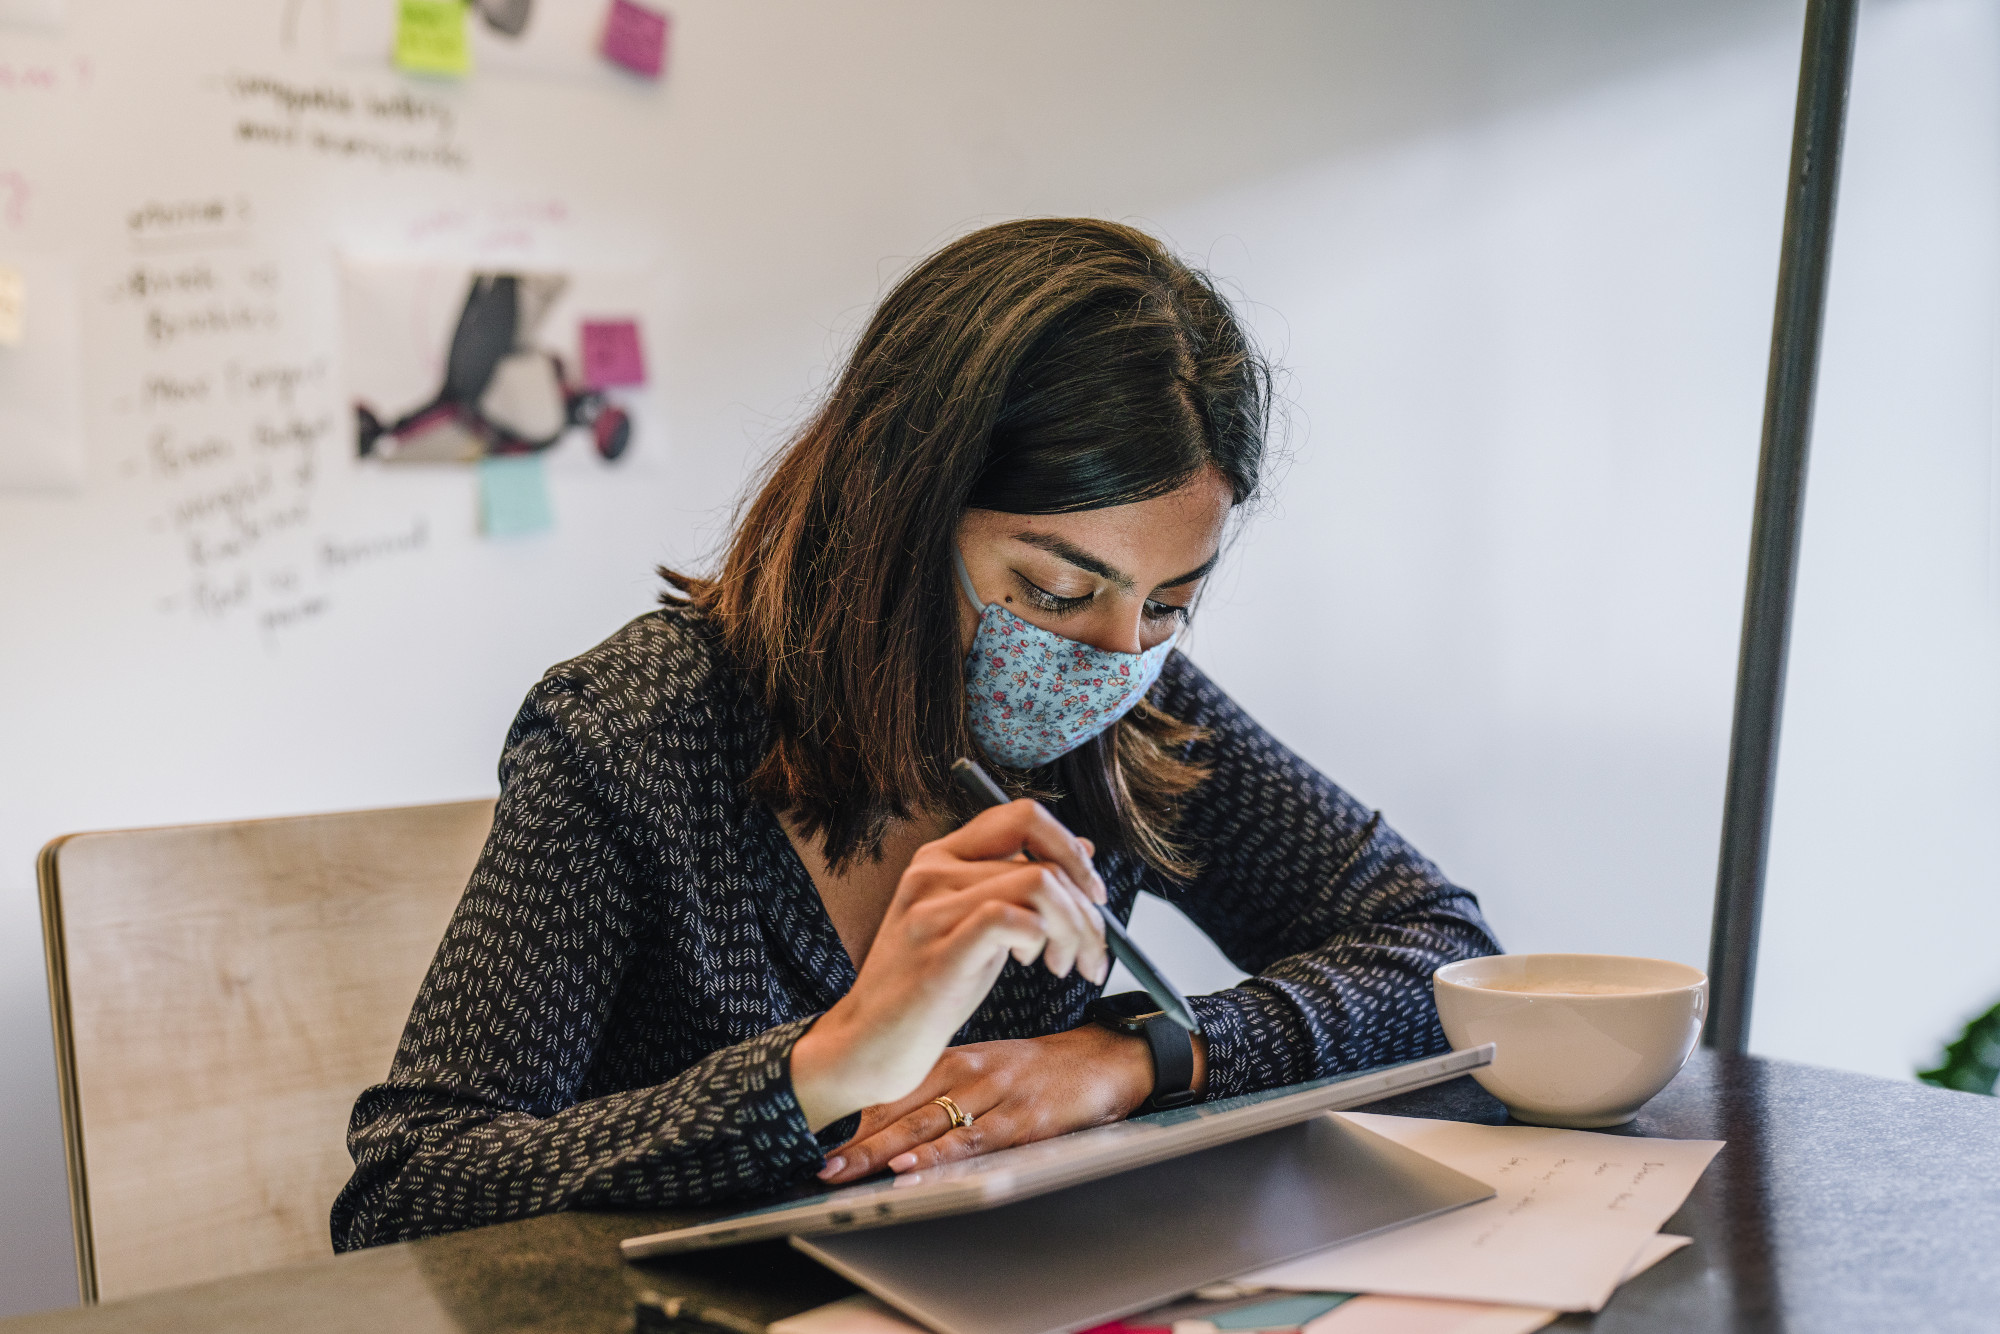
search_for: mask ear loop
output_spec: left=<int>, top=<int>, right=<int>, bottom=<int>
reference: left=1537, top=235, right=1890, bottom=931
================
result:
left=951, top=548, right=986, bottom=611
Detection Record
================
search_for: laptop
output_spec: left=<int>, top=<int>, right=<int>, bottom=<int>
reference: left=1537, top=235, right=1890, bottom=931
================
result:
left=621, top=1043, right=1494, bottom=1259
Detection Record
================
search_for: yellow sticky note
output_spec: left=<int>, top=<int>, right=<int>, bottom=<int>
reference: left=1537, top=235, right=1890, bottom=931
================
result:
left=0, top=265, right=22, bottom=347
left=395, top=0, right=472, bottom=77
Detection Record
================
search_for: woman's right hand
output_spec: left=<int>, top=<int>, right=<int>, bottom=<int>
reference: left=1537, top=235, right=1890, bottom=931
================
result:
left=788, top=799, right=1110, bottom=1132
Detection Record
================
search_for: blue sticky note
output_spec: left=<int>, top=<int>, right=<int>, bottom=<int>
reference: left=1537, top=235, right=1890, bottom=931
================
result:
left=478, top=454, right=553, bottom=537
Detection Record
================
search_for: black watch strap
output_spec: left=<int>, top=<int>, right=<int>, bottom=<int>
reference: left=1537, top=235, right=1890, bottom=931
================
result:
left=1088, top=991, right=1200, bottom=1110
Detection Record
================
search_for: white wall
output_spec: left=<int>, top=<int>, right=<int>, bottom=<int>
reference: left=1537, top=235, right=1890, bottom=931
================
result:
left=1755, top=0, right=2000, bottom=1078
left=1157, top=30, right=1797, bottom=978
left=5, top=0, right=1995, bottom=1315
left=1154, top=0, right=2000, bottom=1085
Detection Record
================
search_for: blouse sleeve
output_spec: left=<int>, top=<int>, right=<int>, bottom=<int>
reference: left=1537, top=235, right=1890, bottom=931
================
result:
left=1150, top=658, right=1503, bottom=1099
left=329, top=676, right=832, bottom=1252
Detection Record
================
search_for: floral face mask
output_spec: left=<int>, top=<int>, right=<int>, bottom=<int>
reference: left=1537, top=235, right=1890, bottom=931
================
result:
left=954, top=552, right=1180, bottom=769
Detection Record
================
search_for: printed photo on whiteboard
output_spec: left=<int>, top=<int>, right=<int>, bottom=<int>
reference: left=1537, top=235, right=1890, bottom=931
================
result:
left=340, top=258, right=645, bottom=467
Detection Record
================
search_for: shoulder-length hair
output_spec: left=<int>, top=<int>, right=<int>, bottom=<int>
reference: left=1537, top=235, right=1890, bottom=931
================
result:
left=663, top=218, right=1271, bottom=876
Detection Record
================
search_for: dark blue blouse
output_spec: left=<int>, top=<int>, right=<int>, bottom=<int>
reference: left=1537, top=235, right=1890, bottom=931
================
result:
left=332, top=607, right=1499, bottom=1250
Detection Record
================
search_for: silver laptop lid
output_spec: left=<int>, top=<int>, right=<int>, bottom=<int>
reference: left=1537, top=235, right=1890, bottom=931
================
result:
left=621, top=1044, right=1492, bottom=1258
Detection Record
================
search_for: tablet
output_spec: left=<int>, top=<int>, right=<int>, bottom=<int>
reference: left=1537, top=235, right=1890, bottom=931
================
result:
left=620, top=1043, right=1493, bottom=1258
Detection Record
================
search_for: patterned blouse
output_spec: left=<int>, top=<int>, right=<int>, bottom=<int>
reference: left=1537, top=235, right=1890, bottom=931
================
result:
left=331, top=607, right=1499, bottom=1250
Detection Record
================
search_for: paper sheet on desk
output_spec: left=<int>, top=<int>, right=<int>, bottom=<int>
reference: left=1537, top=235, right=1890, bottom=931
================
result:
left=1244, top=1114, right=1720, bottom=1312
left=1302, top=1235, right=1689, bottom=1334
left=769, top=1238, right=1694, bottom=1334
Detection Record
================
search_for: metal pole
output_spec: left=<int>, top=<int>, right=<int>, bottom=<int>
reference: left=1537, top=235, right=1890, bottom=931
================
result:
left=1705, top=0, right=1859, bottom=1053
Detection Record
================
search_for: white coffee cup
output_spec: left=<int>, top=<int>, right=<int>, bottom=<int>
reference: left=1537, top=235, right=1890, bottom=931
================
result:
left=1433, top=953, right=1708, bottom=1128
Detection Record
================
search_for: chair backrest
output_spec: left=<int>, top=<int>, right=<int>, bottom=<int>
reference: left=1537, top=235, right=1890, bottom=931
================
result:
left=37, top=799, right=495, bottom=1304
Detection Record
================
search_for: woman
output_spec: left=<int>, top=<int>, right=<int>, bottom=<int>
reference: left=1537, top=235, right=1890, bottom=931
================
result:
left=332, top=218, right=1499, bottom=1250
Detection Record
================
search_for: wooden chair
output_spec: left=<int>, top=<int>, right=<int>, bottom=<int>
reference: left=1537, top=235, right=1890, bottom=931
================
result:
left=36, top=799, right=495, bottom=1304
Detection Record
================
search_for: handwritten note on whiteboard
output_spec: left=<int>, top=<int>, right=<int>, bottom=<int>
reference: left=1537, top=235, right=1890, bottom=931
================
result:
left=1243, top=1114, right=1721, bottom=1312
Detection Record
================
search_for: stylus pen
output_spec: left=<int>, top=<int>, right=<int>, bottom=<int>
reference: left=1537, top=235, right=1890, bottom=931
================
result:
left=950, top=756, right=1200, bottom=1033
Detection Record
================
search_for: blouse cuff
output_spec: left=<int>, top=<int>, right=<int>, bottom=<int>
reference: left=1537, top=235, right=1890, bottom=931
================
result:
left=815, top=1114, right=863, bottom=1151
left=749, top=1015, right=830, bottom=1154
left=1190, top=984, right=1327, bottom=1101
left=767, top=1014, right=860, bottom=1154
left=1190, top=991, right=1256, bottom=1100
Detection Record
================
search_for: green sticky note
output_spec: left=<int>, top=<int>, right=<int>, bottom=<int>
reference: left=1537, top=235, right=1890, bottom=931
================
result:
left=395, top=0, right=472, bottom=77
left=1209, top=1295, right=1355, bottom=1330
left=478, top=455, right=553, bottom=537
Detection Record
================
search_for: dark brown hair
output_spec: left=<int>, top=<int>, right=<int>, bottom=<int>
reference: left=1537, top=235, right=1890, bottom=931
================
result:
left=663, top=218, right=1270, bottom=875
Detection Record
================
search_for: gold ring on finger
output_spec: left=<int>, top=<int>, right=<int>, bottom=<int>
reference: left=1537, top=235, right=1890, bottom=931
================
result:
left=930, top=1094, right=974, bottom=1129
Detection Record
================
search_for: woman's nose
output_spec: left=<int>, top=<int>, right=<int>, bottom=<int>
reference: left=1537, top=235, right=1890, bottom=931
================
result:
left=1072, top=605, right=1146, bottom=655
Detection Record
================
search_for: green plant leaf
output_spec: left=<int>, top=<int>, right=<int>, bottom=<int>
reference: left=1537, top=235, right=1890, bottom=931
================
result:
left=1918, top=997, right=2000, bottom=1095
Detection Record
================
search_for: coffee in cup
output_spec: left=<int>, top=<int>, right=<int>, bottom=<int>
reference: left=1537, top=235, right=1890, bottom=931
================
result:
left=1432, top=953, right=1707, bottom=1128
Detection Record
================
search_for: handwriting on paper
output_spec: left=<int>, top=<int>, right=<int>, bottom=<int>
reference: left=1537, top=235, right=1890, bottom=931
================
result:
left=1608, top=1160, right=1668, bottom=1211
left=1242, top=1113, right=1722, bottom=1313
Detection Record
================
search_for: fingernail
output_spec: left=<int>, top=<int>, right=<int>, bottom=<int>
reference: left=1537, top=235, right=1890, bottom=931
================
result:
left=888, top=1152, right=918, bottom=1172
left=817, top=1157, right=845, bottom=1179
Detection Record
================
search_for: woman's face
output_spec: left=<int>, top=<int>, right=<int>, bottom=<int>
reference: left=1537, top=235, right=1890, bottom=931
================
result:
left=955, top=466, right=1234, bottom=656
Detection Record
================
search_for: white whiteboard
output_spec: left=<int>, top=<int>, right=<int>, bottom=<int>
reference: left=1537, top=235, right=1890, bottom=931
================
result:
left=5, top=0, right=1636, bottom=868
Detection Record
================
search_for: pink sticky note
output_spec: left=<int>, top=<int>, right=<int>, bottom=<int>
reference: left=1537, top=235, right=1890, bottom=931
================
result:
left=601, top=0, right=669, bottom=79
left=581, top=319, right=647, bottom=388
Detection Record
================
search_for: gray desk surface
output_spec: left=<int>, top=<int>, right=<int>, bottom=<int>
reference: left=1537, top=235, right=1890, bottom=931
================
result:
left=9, top=1049, right=1999, bottom=1334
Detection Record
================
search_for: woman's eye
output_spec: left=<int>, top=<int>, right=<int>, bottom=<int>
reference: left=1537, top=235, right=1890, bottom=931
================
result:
left=1016, top=576, right=1092, bottom=614
left=1011, top=573, right=1189, bottom=625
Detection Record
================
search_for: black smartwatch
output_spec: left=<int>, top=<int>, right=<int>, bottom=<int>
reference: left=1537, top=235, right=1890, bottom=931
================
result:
left=1088, top=990, right=1201, bottom=1110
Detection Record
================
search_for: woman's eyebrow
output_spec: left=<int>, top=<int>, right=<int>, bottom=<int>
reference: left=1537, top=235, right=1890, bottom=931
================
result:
left=1011, top=532, right=1133, bottom=588
left=1155, top=551, right=1220, bottom=590
left=1009, top=532, right=1219, bottom=592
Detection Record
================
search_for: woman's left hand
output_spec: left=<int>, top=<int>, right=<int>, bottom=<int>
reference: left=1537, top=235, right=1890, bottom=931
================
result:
left=815, top=1025, right=1169, bottom=1184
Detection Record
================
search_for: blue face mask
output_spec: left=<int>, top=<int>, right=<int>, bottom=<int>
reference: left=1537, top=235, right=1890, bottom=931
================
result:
left=955, top=553, right=1181, bottom=769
